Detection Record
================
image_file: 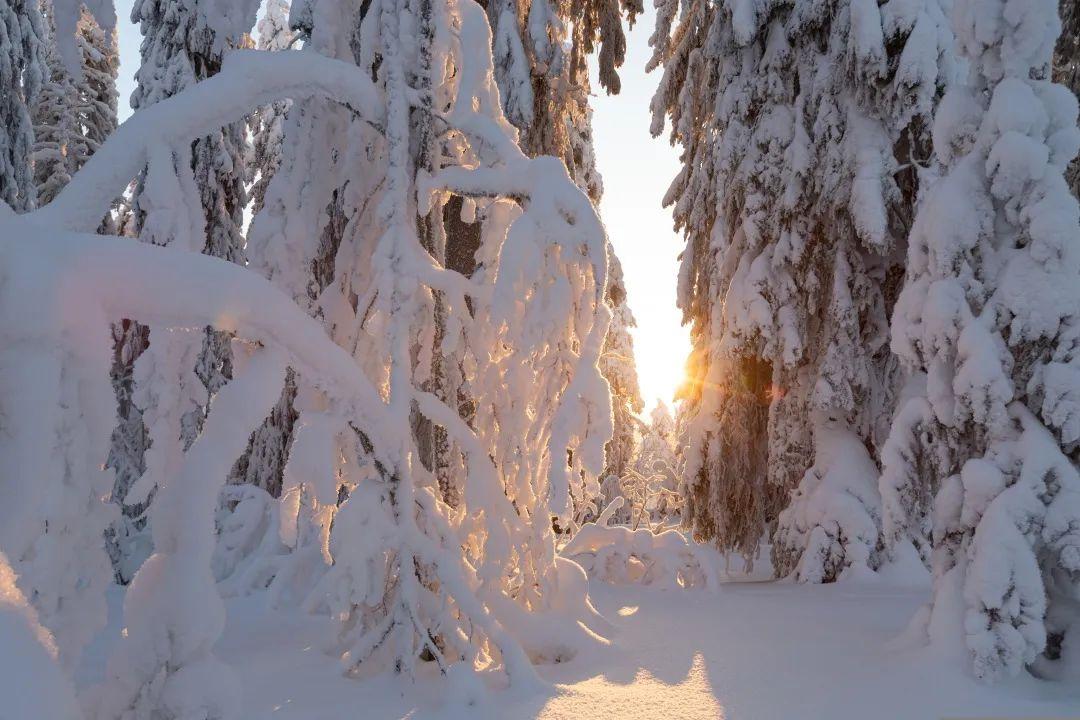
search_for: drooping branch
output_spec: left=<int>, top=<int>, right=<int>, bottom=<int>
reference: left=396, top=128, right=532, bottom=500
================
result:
left=2, top=225, right=392, bottom=461
left=35, top=49, right=385, bottom=232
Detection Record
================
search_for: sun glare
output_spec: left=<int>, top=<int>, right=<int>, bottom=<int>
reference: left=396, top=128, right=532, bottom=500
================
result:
left=629, top=321, right=690, bottom=413
left=588, top=16, right=692, bottom=414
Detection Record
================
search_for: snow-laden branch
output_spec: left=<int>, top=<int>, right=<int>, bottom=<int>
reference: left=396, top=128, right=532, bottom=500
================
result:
left=35, top=49, right=385, bottom=233
left=412, top=390, right=524, bottom=565
left=3, top=224, right=390, bottom=453
left=92, top=347, right=288, bottom=720
left=562, top=498, right=720, bottom=591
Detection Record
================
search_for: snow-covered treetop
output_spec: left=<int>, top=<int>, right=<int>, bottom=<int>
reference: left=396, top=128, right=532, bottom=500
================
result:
left=52, top=0, right=115, bottom=78
left=256, top=0, right=293, bottom=50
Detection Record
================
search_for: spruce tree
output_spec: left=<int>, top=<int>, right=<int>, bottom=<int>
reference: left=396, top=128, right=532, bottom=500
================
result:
left=490, top=0, right=643, bottom=491
left=74, top=5, right=118, bottom=155
left=228, top=0, right=297, bottom=496
left=31, top=3, right=117, bottom=209
left=247, top=0, right=293, bottom=215
left=32, top=3, right=88, bottom=206
left=600, top=253, right=644, bottom=481
left=884, top=0, right=1080, bottom=682
left=1055, top=0, right=1080, bottom=196
left=650, top=0, right=953, bottom=578
left=769, top=0, right=954, bottom=582
left=106, top=0, right=255, bottom=580
left=1, top=0, right=47, bottom=211
left=7, top=3, right=116, bottom=668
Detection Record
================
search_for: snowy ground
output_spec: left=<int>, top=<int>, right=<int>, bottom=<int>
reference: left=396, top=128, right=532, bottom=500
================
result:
left=79, top=568, right=1080, bottom=720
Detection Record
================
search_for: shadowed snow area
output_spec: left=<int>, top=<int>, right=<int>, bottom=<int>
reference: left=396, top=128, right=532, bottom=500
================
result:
left=80, top=568, right=1080, bottom=719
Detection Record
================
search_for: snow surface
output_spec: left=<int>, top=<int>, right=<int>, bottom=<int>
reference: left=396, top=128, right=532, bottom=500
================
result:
left=78, top=560, right=1080, bottom=719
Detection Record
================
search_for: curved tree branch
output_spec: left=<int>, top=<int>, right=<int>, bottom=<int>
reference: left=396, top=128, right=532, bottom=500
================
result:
left=34, top=49, right=385, bottom=232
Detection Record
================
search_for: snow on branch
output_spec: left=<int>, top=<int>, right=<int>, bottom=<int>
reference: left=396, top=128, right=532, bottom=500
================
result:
left=8, top=226, right=390, bottom=439
left=562, top=497, right=720, bottom=591
left=36, top=49, right=385, bottom=233
left=0, top=0, right=621, bottom=707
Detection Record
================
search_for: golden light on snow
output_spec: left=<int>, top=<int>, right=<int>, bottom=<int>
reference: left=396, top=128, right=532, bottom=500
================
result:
left=539, top=652, right=722, bottom=720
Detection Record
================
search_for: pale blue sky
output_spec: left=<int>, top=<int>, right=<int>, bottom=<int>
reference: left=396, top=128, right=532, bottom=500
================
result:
left=114, top=3, right=689, bottom=412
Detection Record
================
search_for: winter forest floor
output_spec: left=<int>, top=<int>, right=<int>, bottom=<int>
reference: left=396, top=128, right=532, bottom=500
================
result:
left=77, top=556, right=1080, bottom=720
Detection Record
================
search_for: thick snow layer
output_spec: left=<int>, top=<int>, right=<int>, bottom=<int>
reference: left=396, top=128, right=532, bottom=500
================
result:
left=0, top=552, right=82, bottom=720
left=52, top=0, right=115, bottom=78
left=78, top=568, right=1080, bottom=719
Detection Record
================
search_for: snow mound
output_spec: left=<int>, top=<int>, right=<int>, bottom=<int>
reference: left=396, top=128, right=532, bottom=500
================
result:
left=562, top=498, right=719, bottom=591
left=0, top=551, right=82, bottom=720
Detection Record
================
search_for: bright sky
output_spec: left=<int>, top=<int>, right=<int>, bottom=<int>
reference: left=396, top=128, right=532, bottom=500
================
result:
left=588, top=12, right=690, bottom=413
left=114, top=3, right=690, bottom=413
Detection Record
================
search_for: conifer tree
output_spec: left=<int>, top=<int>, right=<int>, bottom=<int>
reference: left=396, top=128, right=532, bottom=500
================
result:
left=247, top=0, right=294, bottom=215
left=648, top=0, right=785, bottom=562
left=600, top=253, right=644, bottom=480
left=232, top=0, right=378, bottom=523
left=74, top=5, right=118, bottom=155
left=1, top=0, right=47, bottom=211
left=107, top=0, right=257, bottom=580
left=883, top=0, right=1080, bottom=682
left=492, top=4, right=643, bottom=488
left=487, top=0, right=640, bottom=170
left=212, top=0, right=614, bottom=684
left=769, top=0, right=954, bottom=582
left=30, top=3, right=117, bottom=209
left=32, top=3, right=88, bottom=206
left=1055, top=0, right=1080, bottom=196
left=9, top=0, right=119, bottom=666
left=650, top=0, right=953, bottom=577
left=228, top=0, right=297, bottom=497
left=233, top=0, right=641, bottom=511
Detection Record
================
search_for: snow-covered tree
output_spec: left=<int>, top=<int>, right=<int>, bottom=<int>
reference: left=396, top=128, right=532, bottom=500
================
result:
left=637, top=402, right=676, bottom=475
left=32, top=3, right=89, bottom=206
left=128, top=0, right=256, bottom=405
left=600, top=247, right=644, bottom=482
left=486, top=0, right=640, bottom=174
left=246, top=0, right=294, bottom=215
left=75, top=3, right=119, bottom=234
left=599, top=402, right=680, bottom=528
left=17, top=3, right=616, bottom=711
left=226, top=0, right=297, bottom=498
left=650, top=0, right=954, bottom=578
left=106, top=0, right=258, bottom=581
left=228, top=0, right=383, bottom=510
left=74, top=4, right=118, bottom=155
left=631, top=402, right=680, bottom=520
left=233, top=0, right=639, bottom=520
left=1, top=0, right=47, bottom=211
left=1055, top=0, right=1080, bottom=196
left=648, top=0, right=793, bottom=562
left=307, top=0, right=614, bottom=678
left=505, top=20, right=643, bottom=493
left=0, top=23, right=620, bottom=708
left=768, top=0, right=957, bottom=582
left=4, top=4, right=116, bottom=665
left=1, top=176, right=116, bottom=676
left=883, top=0, right=1080, bottom=683
left=31, top=3, right=117, bottom=209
